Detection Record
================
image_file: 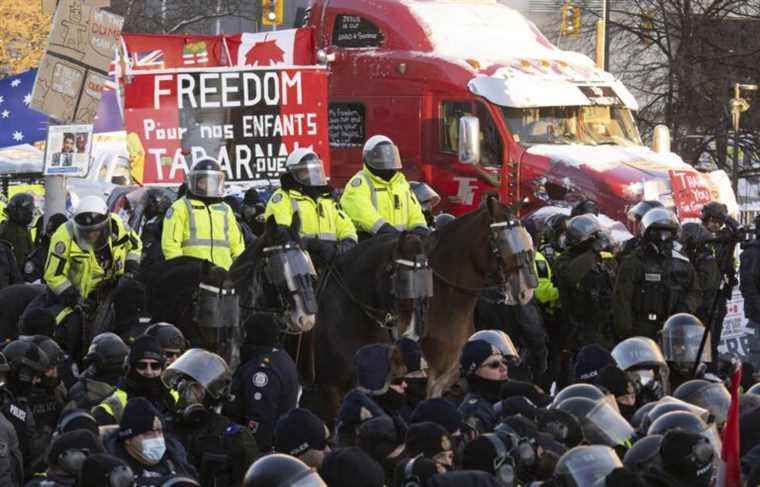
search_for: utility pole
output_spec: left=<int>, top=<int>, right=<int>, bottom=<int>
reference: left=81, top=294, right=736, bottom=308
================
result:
left=728, top=83, right=758, bottom=193
left=603, top=0, right=610, bottom=71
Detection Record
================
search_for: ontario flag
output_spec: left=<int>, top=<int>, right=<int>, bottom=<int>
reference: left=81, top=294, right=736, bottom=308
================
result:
left=717, top=362, right=742, bottom=487
left=226, top=28, right=314, bottom=67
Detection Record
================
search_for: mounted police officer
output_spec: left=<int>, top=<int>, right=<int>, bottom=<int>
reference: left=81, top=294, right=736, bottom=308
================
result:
left=265, top=148, right=357, bottom=270
left=0, top=193, right=35, bottom=277
left=613, top=208, right=700, bottom=340
left=163, top=349, right=259, bottom=486
left=554, top=214, right=616, bottom=349
left=340, top=135, right=428, bottom=239
left=161, top=158, right=244, bottom=271
left=39, top=196, right=141, bottom=360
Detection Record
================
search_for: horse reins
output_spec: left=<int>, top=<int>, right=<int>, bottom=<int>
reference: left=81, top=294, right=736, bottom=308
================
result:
left=325, top=264, right=399, bottom=330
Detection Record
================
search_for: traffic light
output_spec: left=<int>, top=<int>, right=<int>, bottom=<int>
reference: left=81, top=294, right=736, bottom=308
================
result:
left=262, top=0, right=284, bottom=26
left=561, top=4, right=581, bottom=37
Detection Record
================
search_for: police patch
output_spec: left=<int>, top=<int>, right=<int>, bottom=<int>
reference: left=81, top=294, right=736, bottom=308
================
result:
left=54, top=242, right=66, bottom=255
left=252, top=372, right=269, bottom=388
left=23, top=261, right=34, bottom=274
left=351, top=178, right=362, bottom=187
left=272, top=193, right=283, bottom=203
left=165, top=208, right=173, bottom=219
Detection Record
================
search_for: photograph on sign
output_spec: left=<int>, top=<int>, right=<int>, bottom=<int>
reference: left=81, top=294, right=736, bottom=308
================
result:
left=44, top=124, right=93, bottom=176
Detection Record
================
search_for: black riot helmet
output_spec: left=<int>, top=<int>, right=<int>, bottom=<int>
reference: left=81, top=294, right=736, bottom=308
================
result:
left=24, top=335, right=64, bottom=369
left=630, top=402, right=658, bottom=432
left=647, top=411, right=722, bottom=454
left=3, top=339, right=49, bottom=386
left=627, top=200, right=664, bottom=224
left=679, top=223, right=712, bottom=254
left=468, top=330, right=520, bottom=363
left=700, top=202, right=727, bottom=225
left=144, top=188, right=172, bottom=221
left=6, top=192, right=36, bottom=226
left=243, top=454, right=327, bottom=487
left=565, top=214, right=602, bottom=248
left=145, top=323, right=187, bottom=353
left=188, top=158, right=225, bottom=198
left=623, top=434, right=663, bottom=471
left=660, top=314, right=710, bottom=373
left=673, top=379, right=731, bottom=426
left=570, top=199, right=599, bottom=217
left=640, top=208, right=680, bottom=242
left=646, top=399, right=709, bottom=430
left=434, top=213, right=456, bottom=228
left=554, top=445, right=622, bottom=487
left=83, top=333, right=129, bottom=374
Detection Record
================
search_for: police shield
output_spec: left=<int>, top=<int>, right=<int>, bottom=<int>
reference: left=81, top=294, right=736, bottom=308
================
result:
left=555, top=445, right=623, bottom=487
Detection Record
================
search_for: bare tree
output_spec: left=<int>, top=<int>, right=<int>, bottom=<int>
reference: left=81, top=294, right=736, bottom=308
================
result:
left=108, top=0, right=260, bottom=35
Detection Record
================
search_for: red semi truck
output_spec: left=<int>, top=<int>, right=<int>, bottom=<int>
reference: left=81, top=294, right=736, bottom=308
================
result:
left=308, top=0, right=736, bottom=221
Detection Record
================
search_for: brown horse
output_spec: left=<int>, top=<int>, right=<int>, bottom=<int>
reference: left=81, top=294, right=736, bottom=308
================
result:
left=423, top=195, right=538, bottom=397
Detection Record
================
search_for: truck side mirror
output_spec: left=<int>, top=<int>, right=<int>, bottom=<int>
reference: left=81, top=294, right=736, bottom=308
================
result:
left=652, top=124, right=671, bottom=154
left=458, top=115, right=481, bottom=165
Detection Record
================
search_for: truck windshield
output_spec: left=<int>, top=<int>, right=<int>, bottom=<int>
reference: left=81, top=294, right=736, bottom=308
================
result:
left=501, top=105, right=642, bottom=147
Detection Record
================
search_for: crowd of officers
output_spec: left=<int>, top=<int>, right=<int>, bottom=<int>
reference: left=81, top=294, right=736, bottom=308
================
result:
left=0, top=132, right=755, bottom=486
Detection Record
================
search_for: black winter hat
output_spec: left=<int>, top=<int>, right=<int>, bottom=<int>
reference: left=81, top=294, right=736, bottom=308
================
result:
left=462, top=435, right=500, bottom=474
left=595, top=365, right=634, bottom=398
left=319, top=447, right=385, bottom=487
left=459, top=340, right=497, bottom=377
left=47, top=430, right=103, bottom=467
left=243, top=187, right=263, bottom=205
left=78, top=453, right=133, bottom=487
left=405, top=421, right=452, bottom=458
left=410, top=398, right=463, bottom=435
left=274, top=408, right=328, bottom=456
left=354, top=343, right=406, bottom=395
left=357, top=415, right=401, bottom=462
left=572, top=344, right=615, bottom=382
left=118, top=397, right=162, bottom=440
left=19, top=308, right=55, bottom=337
left=396, top=338, right=424, bottom=373
left=128, top=335, right=164, bottom=367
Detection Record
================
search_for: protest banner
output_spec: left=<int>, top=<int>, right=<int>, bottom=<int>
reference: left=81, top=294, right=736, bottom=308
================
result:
left=669, top=169, right=715, bottom=220
left=123, top=66, right=329, bottom=185
left=43, top=124, right=94, bottom=176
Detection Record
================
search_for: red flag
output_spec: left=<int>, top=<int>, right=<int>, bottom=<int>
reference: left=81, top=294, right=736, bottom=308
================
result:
left=719, top=363, right=742, bottom=487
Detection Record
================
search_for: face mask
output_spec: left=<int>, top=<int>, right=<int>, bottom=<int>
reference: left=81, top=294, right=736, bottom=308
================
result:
left=139, top=436, right=166, bottom=464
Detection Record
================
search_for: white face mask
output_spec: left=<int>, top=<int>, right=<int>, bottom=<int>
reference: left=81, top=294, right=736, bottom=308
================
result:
left=140, top=436, right=166, bottom=463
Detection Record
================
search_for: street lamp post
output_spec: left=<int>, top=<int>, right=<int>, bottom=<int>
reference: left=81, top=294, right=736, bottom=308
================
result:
left=729, top=83, right=758, bottom=193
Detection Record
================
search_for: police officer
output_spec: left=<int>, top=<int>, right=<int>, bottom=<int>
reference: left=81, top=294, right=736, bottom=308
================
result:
left=227, top=315, right=299, bottom=451
left=553, top=445, right=623, bottom=487
left=1, top=340, right=49, bottom=479
left=653, top=430, right=715, bottom=487
left=741, top=214, right=760, bottom=374
left=243, top=453, right=327, bottom=487
left=410, top=181, right=441, bottom=228
left=679, top=222, right=720, bottom=324
left=538, top=213, right=569, bottom=266
left=340, top=135, right=428, bottom=238
left=22, top=213, right=66, bottom=283
left=66, top=332, right=128, bottom=411
left=0, top=352, right=23, bottom=486
left=92, top=335, right=178, bottom=427
left=274, top=408, right=331, bottom=469
left=613, top=208, right=700, bottom=340
left=265, top=149, right=357, bottom=270
left=163, top=349, right=259, bottom=486
left=0, top=193, right=35, bottom=276
left=242, top=188, right=267, bottom=237
left=41, top=196, right=142, bottom=360
left=77, top=453, right=136, bottom=487
left=145, top=323, right=187, bottom=366
left=618, top=200, right=664, bottom=260
left=161, top=158, right=244, bottom=271
left=26, top=429, right=103, bottom=487
left=554, top=214, right=616, bottom=349
left=21, top=336, right=67, bottom=438
left=139, top=188, right=173, bottom=281
left=660, top=313, right=710, bottom=390
left=612, top=337, right=670, bottom=406
left=352, top=343, right=410, bottom=426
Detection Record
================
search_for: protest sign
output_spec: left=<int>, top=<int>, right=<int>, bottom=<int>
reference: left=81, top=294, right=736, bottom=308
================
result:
left=43, top=124, right=93, bottom=176
left=669, top=169, right=714, bottom=220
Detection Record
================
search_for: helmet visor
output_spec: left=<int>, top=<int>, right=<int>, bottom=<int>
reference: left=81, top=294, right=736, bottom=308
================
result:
left=189, top=170, right=225, bottom=198
left=583, top=402, right=634, bottom=447
left=73, top=214, right=111, bottom=251
left=290, top=470, right=327, bottom=487
left=557, top=445, right=622, bottom=487
left=365, top=142, right=402, bottom=170
left=291, top=158, right=328, bottom=187
left=612, top=337, right=666, bottom=371
left=162, top=348, right=230, bottom=399
left=661, top=326, right=710, bottom=364
left=686, top=384, right=731, bottom=424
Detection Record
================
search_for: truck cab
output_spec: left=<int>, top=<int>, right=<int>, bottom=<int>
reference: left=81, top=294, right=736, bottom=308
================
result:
left=309, top=0, right=730, bottom=223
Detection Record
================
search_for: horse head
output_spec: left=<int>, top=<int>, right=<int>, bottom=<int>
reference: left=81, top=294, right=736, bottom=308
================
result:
left=484, top=195, right=539, bottom=305
left=245, top=213, right=318, bottom=334
left=390, top=232, right=434, bottom=339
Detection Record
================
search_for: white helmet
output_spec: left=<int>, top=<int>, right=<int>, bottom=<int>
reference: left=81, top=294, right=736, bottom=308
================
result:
left=362, top=135, right=402, bottom=170
left=286, top=148, right=327, bottom=187
left=73, top=196, right=110, bottom=251
left=188, top=158, right=225, bottom=198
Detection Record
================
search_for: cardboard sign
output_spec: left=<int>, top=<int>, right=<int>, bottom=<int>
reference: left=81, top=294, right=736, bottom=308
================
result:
left=43, top=124, right=93, bottom=176
left=30, top=0, right=123, bottom=123
left=123, top=67, right=329, bottom=185
left=669, top=169, right=714, bottom=219
left=41, top=0, right=111, bottom=16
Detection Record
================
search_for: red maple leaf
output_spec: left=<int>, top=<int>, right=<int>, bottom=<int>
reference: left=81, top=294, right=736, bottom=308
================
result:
left=244, top=36, right=286, bottom=66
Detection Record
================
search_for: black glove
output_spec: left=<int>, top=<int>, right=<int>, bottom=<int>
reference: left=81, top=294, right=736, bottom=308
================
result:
left=411, top=226, right=432, bottom=237
left=59, top=286, right=82, bottom=308
left=376, top=223, right=400, bottom=235
left=306, top=239, right=337, bottom=264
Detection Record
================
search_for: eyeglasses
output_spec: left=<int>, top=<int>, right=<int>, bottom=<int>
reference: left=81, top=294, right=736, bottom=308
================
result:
left=481, top=359, right=508, bottom=370
left=136, top=361, right=162, bottom=372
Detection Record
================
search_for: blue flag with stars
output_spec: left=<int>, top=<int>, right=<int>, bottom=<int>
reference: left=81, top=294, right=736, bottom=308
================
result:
left=0, top=69, right=50, bottom=149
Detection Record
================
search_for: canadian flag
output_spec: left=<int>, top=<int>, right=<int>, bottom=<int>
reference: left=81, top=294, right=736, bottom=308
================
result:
left=226, top=28, right=314, bottom=67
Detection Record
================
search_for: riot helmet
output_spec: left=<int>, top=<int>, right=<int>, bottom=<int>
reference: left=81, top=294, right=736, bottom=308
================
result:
left=630, top=402, right=658, bottom=432
left=188, top=158, right=225, bottom=198
left=145, top=322, right=187, bottom=363
left=363, top=135, right=402, bottom=171
left=645, top=397, right=709, bottom=431
left=6, top=192, right=36, bottom=226
left=679, top=223, right=712, bottom=255
left=162, top=348, right=231, bottom=413
left=434, top=213, right=456, bottom=228
left=83, top=332, right=129, bottom=374
left=748, top=382, right=760, bottom=396
left=0, top=352, right=9, bottom=386
left=552, top=383, right=617, bottom=412
left=660, top=430, right=715, bottom=487
left=647, top=411, right=722, bottom=455
left=537, top=409, right=584, bottom=448
left=673, top=379, right=730, bottom=426
left=286, top=149, right=328, bottom=187
left=243, top=454, right=327, bottom=487
left=565, top=214, right=602, bottom=248
left=660, top=313, right=710, bottom=374
left=623, top=434, right=662, bottom=471
left=626, top=200, right=664, bottom=224
left=555, top=397, right=634, bottom=448
left=640, top=208, right=679, bottom=244
left=554, top=445, right=622, bottom=487
left=700, top=202, right=727, bottom=227
left=570, top=199, right=600, bottom=217
left=3, top=339, right=49, bottom=387
left=468, top=330, right=520, bottom=364
left=73, top=196, right=111, bottom=251
left=78, top=453, right=135, bottom=487
left=160, top=479, right=201, bottom=487
left=25, top=335, right=64, bottom=390
left=545, top=213, right=569, bottom=248
left=612, top=337, right=669, bottom=400
left=410, top=181, right=441, bottom=211
left=144, top=188, right=172, bottom=221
